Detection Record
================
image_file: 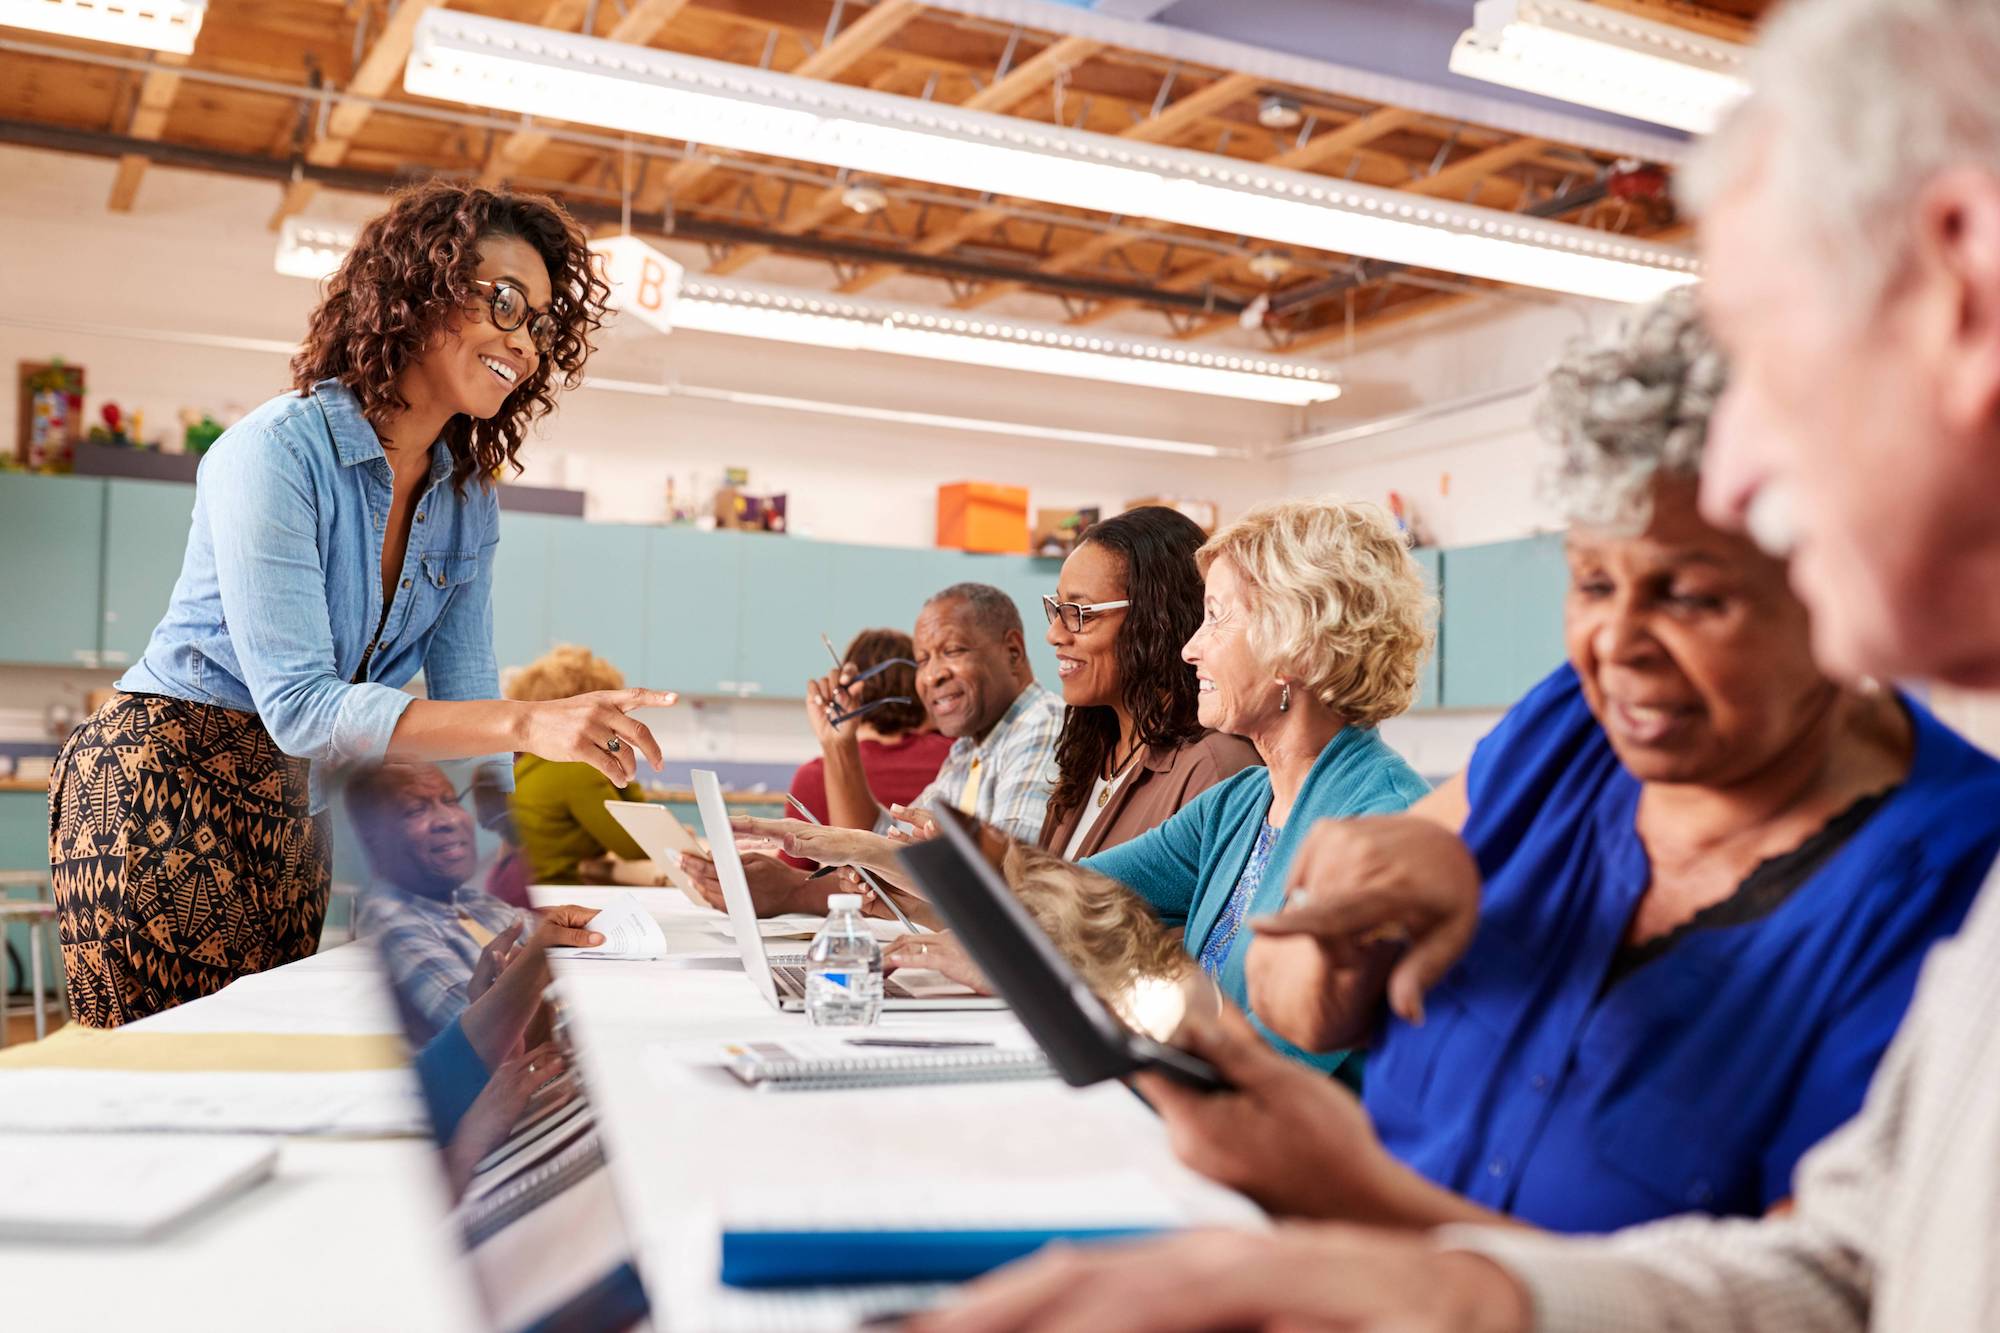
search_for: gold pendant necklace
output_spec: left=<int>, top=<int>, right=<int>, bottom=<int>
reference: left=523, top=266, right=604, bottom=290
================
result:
left=1097, top=744, right=1143, bottom=808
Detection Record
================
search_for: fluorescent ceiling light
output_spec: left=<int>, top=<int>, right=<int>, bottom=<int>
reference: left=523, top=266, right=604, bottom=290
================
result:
left=404, top=11, right=1698, bottom=304
left=672, top=279, right=1339, bottom=405
left=274, top=220, right=1338, bottom=403
left=1450, top=0, right=1750, bottom=135
left=1, top=0, right=205, bottom=53
left=274, top=216, right=356, bottom=280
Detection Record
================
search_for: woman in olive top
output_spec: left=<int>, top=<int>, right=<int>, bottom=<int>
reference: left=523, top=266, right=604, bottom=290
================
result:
left=504, top=644, right=654, bottom=884
left=46, top=181, right=673, bottom=1028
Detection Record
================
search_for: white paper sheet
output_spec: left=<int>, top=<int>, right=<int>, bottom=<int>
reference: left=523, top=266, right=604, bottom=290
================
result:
left=0, top=1069, right=427, bottom=1136
left=547, top=890, right=669, bottom=961
left=0, top=1134, right=278, bottom=1241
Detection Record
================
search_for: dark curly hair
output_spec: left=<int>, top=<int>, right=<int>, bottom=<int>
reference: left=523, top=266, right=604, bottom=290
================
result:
left=841, top=628, right=925, bottom=735
left=1046, top=506, right=1211, bottom=827
left=290, top=179, right=610, bottom=493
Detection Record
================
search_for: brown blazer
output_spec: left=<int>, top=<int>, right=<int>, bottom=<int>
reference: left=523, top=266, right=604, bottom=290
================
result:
left=1038, top=730, right=1264, bottom=859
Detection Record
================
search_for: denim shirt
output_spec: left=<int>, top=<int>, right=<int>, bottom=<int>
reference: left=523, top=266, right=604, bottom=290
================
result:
left=118, top=379, right=509, bottom=809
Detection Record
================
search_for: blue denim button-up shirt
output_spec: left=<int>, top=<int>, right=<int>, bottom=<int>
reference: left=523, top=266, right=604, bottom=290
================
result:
left=119, top=379, right=509, bottom=809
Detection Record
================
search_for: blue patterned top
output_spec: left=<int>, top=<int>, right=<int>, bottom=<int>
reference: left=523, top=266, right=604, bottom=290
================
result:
left=1197, top=820, right=1277, bottom=976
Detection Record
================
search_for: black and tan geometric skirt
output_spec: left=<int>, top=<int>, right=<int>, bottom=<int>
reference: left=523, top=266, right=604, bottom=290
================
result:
left=47, top=693, right=330, bottom=1028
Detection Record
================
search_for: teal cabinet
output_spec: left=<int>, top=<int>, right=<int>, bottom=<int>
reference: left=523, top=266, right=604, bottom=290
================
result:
left=547, top=520, right=649, bottom=686
left=645, top=527, right=744, bottom=695
left=1411, top=547, right=1442, bottom=711
left=1439, top=533, right=1569, bottom=710
left=0, top=474, right=105, bottom=666
left=491, top=511, right=557, bottom=676
left=99, top=478, right=196, bottom=670
left=737, top=532, right=835, bottom=698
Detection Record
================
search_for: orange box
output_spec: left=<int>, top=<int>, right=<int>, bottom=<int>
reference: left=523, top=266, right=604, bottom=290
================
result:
left=938, top=482, right=1030, bottom=553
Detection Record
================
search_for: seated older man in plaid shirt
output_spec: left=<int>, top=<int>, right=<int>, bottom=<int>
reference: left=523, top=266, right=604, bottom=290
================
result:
left=349, top=761, right=598, bottom=1043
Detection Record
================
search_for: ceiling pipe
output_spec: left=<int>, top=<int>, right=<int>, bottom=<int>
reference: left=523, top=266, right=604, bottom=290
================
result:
left=0, top=313, right=1247, bottom=458
left=0, top=117, right=1250, bottom=316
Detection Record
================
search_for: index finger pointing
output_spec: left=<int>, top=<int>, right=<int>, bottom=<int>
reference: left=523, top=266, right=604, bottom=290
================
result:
left=616, top=688, right=679, bottom=711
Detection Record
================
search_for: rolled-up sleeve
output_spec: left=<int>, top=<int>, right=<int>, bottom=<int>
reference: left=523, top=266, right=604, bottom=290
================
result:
left=421, top=503, right=511, bottom=794
left=204, top=430, right=412, bottom=764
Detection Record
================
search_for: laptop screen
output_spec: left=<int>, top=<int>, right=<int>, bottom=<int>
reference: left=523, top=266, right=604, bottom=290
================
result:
left=339, top=759, right=652, bottom=1333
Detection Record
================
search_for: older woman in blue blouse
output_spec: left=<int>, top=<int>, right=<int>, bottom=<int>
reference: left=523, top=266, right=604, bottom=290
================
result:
left=1109, top=291, right=2000, bottom=1237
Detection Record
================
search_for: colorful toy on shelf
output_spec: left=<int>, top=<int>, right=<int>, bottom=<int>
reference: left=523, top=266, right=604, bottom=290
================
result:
left=17, top=358, right=86, bottom=470
left=87, top=401, right=139, bottom=447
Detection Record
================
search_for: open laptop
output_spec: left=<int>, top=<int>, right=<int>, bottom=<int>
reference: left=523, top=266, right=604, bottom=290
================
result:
left=898, top=807, right=1225, bottom=1090
left=688, top=769, right=1006, bottom=1013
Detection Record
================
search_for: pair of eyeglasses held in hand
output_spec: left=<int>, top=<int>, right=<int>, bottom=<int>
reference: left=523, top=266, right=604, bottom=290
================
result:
left=816, top=633, right=916, bottom=728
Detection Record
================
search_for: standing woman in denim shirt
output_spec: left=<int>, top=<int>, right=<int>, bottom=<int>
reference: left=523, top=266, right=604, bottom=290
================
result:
left=46, top=181, right=671, bottom=1028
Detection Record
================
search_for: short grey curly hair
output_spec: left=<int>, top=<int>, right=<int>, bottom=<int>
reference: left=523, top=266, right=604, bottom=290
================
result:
left=1537, top=288, right=1728, bottom=532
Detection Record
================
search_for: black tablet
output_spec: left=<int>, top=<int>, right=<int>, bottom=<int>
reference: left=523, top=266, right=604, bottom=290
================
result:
left=897, top=812, right=1225, bottom=1091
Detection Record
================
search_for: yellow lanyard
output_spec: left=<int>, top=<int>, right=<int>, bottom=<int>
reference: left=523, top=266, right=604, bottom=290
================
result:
left=957, top=755, right=983, bottom=815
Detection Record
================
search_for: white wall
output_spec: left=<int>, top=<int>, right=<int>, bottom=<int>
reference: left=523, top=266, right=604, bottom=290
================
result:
left=0, top=145, right=1281, bottom=548
left=0, top=145, right=1618, bottom=775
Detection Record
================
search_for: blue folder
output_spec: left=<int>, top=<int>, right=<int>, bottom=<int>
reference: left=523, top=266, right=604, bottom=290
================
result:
left=720, top=1225, right=1172, bottom=1288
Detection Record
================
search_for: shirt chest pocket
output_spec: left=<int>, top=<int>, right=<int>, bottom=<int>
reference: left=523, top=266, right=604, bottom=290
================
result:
left=414, top=551, right=480, bottom=622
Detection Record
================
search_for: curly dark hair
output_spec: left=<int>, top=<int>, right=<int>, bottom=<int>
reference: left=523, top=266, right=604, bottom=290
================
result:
left=841, top=628, right=925, bottom=735
left=290, top=179, right=610, bottom=493
left=1045, top=506, right=1211, bottom=827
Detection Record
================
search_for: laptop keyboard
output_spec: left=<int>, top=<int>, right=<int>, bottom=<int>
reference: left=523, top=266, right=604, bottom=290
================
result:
left=770, top=954, right=914, bottom=1002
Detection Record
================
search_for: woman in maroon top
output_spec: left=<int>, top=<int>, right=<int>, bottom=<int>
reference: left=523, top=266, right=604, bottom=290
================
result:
left=782, top=628, right=950, bottom=868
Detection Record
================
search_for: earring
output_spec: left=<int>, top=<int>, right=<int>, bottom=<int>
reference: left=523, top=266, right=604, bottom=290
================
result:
left=1279, top=681, right=1291, bottom=713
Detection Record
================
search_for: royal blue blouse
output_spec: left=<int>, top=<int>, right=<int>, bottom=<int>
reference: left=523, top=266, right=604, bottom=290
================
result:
left=1362, top=665, right=2000, bottom=1233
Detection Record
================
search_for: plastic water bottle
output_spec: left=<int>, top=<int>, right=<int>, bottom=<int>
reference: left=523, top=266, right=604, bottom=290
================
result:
left=805, top=893, right=884, bottom=1027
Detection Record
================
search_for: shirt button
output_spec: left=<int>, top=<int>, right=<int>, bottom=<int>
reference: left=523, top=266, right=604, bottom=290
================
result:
left=1486, top=1157, right=1508, bottom=1179
left=435, top=574, right=446, bottom=588
left=1530, top=1073, right=1549, bottom=1092
left=400, top=578, right=412, bottom=590
left=415, top=511, right=426, bottom=523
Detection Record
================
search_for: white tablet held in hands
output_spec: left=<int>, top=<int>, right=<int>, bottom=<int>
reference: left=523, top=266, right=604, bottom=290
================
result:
left=603, top=800, right=711, bottom=907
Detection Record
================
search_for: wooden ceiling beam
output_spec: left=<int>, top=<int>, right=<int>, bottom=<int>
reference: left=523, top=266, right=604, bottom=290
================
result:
left=704, top=182, right=855, bottom=275
left=108, top=52, right=187, bottom=212
left=791, top=0, right=923, bottom=81
left=474, top=0, right=599, bottom=186
left=634, top=0, right=921, bottom=218
left=1405, top=136, right=1548, bottom=200
left=962, top=34, right=1102, bottom=113
left=944, top=103, right=1423, bottom=312
left=269, top=0, right=449, bottom=228
left=1121, top=70, right=1258, bottom=144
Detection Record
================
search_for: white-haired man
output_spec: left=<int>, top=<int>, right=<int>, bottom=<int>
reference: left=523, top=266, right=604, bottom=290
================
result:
left=908, top=0, right=2000, bottom=1329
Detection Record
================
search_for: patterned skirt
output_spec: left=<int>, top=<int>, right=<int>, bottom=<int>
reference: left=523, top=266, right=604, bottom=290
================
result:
left=47, top=693, right=330, bottom=1028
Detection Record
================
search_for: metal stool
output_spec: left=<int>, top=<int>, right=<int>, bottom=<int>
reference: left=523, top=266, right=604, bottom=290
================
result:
left=0, top=870, right=65, bottom=1045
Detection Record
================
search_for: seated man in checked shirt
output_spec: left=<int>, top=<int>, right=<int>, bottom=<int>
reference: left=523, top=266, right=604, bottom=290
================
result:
left=681, top=581, right=1065, bottom=919
left=348, top=761, right=598, bottom=1043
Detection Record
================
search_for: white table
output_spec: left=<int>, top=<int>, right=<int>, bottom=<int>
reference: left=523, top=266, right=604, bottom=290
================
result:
left=0, top=942, right=483, bottom=1332
left=533, top=888, right=1260, bottom=1329
left=0, top=888, right=1256, bottom=1332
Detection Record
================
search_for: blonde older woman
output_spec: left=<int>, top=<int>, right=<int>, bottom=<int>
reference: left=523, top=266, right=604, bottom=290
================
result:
left=1061, top=497, right=1432, bottom=1079
left=503, top=644, right=652, bottom=884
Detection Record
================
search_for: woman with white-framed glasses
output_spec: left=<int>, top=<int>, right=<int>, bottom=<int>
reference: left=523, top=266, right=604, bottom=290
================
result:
left=879, top=502, right=1431, bottom=1074
left=46, top=180, right=675, bottom=1028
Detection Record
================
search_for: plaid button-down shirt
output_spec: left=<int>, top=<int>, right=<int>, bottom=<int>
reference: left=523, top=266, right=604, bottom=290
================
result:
left=911, top=681, right=1064, bottom=845
left=357, top=883, right=521, bottom=1044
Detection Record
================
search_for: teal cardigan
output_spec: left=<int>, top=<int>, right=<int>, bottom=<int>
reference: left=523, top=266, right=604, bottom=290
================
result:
left=1084, top=726, right=1430, bottom=1079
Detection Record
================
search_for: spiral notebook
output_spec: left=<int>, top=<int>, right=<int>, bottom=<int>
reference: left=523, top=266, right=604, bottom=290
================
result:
left=722, top=1035, right=1052, bottom=1092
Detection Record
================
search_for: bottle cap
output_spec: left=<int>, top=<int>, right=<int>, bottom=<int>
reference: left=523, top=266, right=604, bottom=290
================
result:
left=828, top=893, right=864, bottom=913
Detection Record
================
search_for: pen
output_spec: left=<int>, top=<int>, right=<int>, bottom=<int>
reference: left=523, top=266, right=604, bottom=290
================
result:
left=845, top=1037, right=996, bottom=1050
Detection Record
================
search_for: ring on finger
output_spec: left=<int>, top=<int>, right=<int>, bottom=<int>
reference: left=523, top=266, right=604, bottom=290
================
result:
left=605, top=736, right=623, bottom=754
